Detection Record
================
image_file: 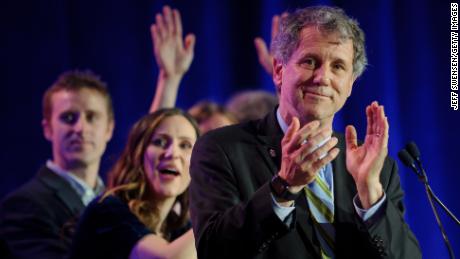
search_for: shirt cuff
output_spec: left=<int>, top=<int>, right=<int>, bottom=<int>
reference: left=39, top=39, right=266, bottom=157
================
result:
left=270, top=193, right=295, bottom=226
left=353, top=192, right=387, bottom=221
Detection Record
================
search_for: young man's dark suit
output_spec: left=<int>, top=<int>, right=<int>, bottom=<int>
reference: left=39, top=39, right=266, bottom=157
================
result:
left=190, top=109, right=421, bottom=259
left=0, top=166, right=84, bottom=259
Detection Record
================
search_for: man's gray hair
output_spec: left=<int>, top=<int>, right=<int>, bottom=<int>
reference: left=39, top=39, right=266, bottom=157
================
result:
left=271, top=6, right=367, bottom=78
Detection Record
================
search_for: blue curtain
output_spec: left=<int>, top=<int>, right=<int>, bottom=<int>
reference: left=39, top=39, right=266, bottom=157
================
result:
left=1, top=0, right=458, bottom=257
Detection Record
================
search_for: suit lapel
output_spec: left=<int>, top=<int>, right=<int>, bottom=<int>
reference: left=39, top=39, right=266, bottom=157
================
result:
left=255, top=110, right=283, bottom=177
left=255, top=136, right=281, bottom=175
left=37, top=166, right=85, bottom=215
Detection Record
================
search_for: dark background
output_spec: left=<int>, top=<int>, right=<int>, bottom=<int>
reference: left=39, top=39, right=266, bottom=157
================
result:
left=1, top=0, right=459, bottom=257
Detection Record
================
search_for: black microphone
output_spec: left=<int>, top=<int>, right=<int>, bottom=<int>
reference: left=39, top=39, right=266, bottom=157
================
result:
left=406, top=142, right=428, bottom=180
left=406, top=141, right=421, bottom=162
left=398, top=142, right=458, bottom=259
left=397, top=149, right=420, bottom=176
left=398, top=148, right=426, bottom=182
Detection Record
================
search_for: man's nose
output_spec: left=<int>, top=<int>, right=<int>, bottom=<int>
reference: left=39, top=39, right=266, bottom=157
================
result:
left=312, top=64, right=331, bottom=86
left=73, top=116, right=88, bottom=133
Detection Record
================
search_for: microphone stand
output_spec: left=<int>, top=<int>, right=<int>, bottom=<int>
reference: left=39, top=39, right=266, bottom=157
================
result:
left=413, top=163, right=456, bottom=259
left=425, top=185, right=460, bottom=225
left=416, top=163, right=460, bottom=226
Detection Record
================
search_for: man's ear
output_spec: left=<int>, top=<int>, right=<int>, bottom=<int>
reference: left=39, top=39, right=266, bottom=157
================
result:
left=347, top=74, right=357, bottom=97
left=105, top=120, right=115, bottom=142
left=272, top=58, right=284, bottom=94
left=42, top=119, right=52, bottom=141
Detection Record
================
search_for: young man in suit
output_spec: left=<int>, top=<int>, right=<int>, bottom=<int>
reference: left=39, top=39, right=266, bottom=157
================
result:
left=0, top=70, right=114, bottom=258
left=190, top=6, right=422, bottom=258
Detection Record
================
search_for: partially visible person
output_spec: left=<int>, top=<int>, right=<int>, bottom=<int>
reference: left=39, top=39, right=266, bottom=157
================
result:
left=190, top=6, right=421, bottom=259
left=188, top=101, right=237, bottom=134
left=149, top=6, right=195, bottom=112
left=0, top=70, right=115, bottom=259
left=148, top=6, right=275, bottom=132
left=70, top=108, right=198, bottom=259
left=254, top=13, right=287, bottom=76
left=226, top=90, right=278, bottom=123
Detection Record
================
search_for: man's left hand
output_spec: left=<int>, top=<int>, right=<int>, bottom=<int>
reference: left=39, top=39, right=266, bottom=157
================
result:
left=345, top=101, right=389, bottom=209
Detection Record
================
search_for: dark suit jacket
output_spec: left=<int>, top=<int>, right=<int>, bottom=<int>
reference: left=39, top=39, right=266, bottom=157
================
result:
left=190, top=110, right=421, bottom=259
left=0, top=166, right=85, bottom=259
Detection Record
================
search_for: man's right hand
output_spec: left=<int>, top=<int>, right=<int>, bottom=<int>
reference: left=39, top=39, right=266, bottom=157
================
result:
left=254, top=13, right=288, bottom=76
left=150, top=6, right=195, bottom=79
left=276, top=117, right=339, bottom=206
left=149, top=6, right=195, bottom=112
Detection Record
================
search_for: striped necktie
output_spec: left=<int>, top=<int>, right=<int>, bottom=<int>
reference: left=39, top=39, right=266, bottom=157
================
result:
left=304, top=163, right=335, bottom=258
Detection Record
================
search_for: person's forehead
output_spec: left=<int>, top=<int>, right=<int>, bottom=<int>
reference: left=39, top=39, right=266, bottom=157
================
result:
left=50, top=89, right=108, bottom=112
left=296, top=26, right=353, bottom=54
left=154, top=115, right=196, bottom=138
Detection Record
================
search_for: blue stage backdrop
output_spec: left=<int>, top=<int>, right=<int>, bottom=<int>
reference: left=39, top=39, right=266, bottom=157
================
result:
left=1, top=0, right=458, bottom=257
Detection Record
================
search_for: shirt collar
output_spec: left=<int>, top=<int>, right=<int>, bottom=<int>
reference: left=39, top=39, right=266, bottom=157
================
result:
left=46, top=160, right=105, bottom=206
left=276, top=107, right=289, bottom=134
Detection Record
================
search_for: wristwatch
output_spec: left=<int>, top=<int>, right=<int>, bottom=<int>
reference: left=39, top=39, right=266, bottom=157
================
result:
left=270, top=174, right=301, bottom=201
